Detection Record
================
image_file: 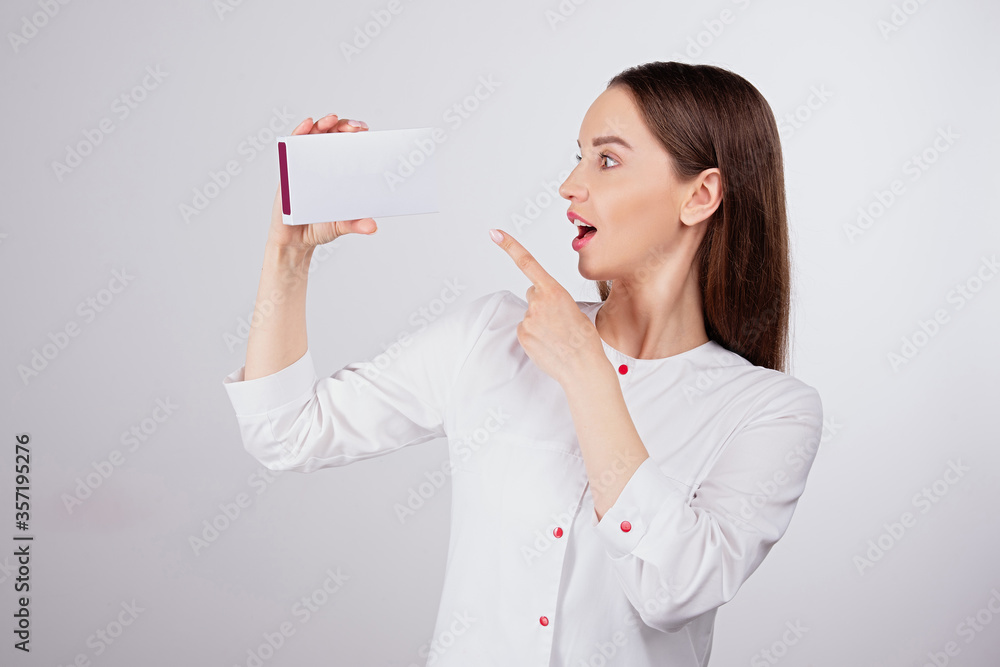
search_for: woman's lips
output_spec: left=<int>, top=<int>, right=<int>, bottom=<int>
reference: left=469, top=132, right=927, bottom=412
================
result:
left=568, top=211, right=595, bottom=227
left=568, top=211, right=596, bottom=248
left=572, top=227, right=596, bottom=251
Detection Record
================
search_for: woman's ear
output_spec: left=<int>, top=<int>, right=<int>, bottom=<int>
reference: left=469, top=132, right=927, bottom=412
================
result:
left=680, top=168, right=722, bottom=227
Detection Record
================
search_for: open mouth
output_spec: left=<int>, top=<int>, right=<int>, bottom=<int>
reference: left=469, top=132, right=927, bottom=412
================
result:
left=575, top=224, right=597, bottom=239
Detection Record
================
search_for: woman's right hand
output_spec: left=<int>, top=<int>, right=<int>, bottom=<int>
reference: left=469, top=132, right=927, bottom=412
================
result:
left=267, top=114, right=377, bottom=249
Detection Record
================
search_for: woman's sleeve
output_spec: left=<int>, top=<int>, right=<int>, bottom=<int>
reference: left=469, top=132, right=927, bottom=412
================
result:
left=221, top=291, right=508, bottom=473
left=589, top=379, right=823, bottom=632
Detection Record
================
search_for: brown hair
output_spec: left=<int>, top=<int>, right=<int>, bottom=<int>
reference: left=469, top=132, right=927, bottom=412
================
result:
left=599, top=61, right=790, bottom=372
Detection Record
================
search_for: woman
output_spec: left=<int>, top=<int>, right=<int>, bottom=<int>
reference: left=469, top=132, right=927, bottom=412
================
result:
left=223, top=61, right=823, bottom=666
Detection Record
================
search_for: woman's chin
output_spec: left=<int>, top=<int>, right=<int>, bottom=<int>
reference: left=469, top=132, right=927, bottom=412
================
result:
left=576, top=263, right=609, bottom=282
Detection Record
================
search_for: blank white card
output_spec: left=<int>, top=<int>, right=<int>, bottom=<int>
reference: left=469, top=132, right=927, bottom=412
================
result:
left=278, top=127, right=440, bottom=225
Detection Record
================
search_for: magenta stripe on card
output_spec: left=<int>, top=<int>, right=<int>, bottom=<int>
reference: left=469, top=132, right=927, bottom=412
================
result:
left=278, top=141, right=291, bottom=215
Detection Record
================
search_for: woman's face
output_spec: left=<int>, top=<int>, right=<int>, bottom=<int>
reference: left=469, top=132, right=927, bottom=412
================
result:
left=559, top=85, right=714, bottom=284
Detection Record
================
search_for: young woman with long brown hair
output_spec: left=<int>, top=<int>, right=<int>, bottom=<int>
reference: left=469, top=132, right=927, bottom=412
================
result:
left=223, top=60, right=822, bottom=666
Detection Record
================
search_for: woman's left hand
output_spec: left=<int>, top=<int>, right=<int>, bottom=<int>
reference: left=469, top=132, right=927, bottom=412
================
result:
left=490, top=228, right=607, bottom=388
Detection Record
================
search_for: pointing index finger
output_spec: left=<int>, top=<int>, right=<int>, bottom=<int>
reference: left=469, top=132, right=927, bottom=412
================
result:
left=490, top=228, right=553, bottom=288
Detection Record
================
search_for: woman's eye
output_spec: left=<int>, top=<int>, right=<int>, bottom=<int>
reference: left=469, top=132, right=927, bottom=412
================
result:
left=574, top=153, right=619, bottom=169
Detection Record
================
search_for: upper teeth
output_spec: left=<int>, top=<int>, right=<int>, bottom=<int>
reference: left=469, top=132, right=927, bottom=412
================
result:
left=574, top=220, right=592, bottom=227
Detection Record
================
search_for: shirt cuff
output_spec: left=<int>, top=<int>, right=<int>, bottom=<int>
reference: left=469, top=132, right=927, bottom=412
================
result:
left=222, top=349, right=319, bottom=416
left=591, top=456, right=691, bottom=560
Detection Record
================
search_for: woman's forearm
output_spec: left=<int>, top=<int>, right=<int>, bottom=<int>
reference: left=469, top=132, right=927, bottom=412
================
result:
left=244, top=240, right=315, bottom=381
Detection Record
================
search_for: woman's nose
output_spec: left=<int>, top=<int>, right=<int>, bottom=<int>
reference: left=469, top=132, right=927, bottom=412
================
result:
left=559, top=168, right=586, bottom=201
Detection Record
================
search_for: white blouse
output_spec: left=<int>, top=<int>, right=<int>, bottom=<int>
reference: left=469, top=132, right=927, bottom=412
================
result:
left=222, top=290, right=823, bottom=667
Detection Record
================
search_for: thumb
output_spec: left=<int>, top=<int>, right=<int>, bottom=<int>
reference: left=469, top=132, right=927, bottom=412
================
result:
left=354, top=218, right=377, bottom=234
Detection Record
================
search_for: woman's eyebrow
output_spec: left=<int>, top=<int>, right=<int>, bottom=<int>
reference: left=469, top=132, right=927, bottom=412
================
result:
left=576, top=135, right=633, bottom=151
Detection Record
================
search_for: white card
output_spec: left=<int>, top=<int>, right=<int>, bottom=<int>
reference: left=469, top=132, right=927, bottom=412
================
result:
left=278, top=127, right=440, bottom=225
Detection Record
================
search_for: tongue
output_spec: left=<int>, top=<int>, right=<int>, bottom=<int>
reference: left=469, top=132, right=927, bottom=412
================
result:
left=578, top=226, right=596, bottom=239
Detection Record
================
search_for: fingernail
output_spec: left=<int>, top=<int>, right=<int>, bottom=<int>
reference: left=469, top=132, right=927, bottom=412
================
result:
left=489, top=229, right=503, bottom=243
left=348, top=119, right=368, bottom=128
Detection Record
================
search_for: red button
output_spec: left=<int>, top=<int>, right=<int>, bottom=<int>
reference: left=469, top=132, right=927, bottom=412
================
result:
left=618, top=364, right=628, bottom=374
left=620, top=520, right=631, bottom=532
left=539, top=616, right=549, bottom=626
left=553, top=527, right=563, bottom=538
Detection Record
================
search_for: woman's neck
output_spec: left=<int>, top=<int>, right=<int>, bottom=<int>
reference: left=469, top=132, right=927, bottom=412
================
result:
left=596, top=278, right=708, bottom=360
